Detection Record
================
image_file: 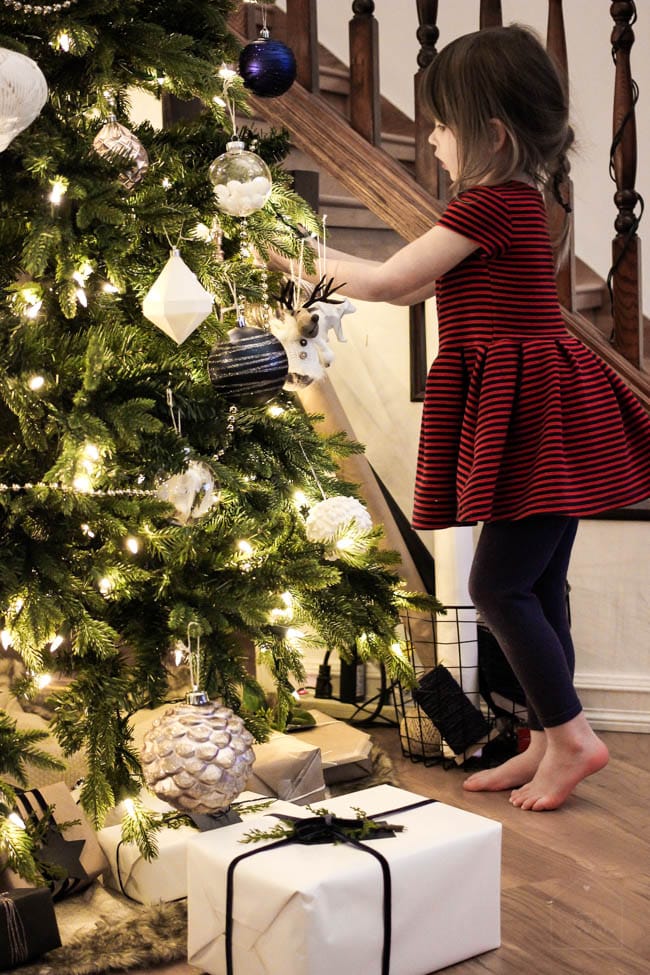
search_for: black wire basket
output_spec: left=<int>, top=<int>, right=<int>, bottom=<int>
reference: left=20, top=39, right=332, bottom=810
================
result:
left=393, top=606, right=527, bottom=769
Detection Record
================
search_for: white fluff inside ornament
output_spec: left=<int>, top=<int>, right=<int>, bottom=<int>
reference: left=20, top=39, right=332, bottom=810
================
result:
left=304, top=495, right=372, bottom=543
left=140, top=701, right=255, bottom=814
left=156, top=460, right=218, bottom=525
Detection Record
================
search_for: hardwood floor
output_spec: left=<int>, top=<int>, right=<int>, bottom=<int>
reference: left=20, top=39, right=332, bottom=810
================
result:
left=133, top=727, right=650, bottom=975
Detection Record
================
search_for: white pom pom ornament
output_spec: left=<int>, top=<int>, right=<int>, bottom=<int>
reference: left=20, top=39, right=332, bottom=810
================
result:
left=305, top=495, right=372, bottom=545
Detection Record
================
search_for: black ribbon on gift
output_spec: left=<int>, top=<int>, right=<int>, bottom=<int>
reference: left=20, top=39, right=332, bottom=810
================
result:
left=225, top=797, right=437, bottom=975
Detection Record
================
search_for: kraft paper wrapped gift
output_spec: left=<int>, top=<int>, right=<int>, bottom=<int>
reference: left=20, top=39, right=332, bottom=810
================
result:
left=98, top=791, right=270, bottom=905
left=187, top=784, right=502, bottom=975
left=2, top=782, right=109, bottom=900
left=245, top=731, right=326, bottom=804
left=291, top=709, right=373, bottom=784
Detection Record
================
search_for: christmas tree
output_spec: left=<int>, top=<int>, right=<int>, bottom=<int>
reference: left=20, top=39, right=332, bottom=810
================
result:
left=0, top=0, right=436, bottom=878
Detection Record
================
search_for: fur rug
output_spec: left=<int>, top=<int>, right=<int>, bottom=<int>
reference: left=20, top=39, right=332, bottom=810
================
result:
left=16, top=746, right=399, bottom=975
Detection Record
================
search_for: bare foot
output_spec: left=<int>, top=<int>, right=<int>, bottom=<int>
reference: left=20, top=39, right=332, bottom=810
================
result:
left=463, top=731, right=547, bottom=792
left=509, top=717, right=609, bottom=811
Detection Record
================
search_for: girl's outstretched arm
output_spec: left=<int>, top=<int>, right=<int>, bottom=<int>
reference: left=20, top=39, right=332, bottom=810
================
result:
left=268, top=227, right=478, bottom=305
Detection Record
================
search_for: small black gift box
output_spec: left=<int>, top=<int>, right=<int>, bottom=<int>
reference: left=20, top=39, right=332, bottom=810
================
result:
left=0, top=887, right=61, bottom=970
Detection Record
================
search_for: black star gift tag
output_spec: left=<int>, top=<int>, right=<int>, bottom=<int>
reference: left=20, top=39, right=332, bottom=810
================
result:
left=36, top=824, right=88, bottom=900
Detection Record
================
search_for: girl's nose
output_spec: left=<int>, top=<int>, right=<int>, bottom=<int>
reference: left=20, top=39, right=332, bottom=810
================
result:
left=428, top=129, right=437, bottom=146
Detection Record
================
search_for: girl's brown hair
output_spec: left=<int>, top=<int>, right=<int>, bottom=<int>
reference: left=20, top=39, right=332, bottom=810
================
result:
left=423, top=24, right=574, bottom=216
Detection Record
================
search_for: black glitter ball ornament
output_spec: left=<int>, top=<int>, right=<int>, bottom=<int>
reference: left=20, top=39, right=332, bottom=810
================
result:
left=238, top=30, right=297, bottom=98
left=208, top=324, right=289, bottom=406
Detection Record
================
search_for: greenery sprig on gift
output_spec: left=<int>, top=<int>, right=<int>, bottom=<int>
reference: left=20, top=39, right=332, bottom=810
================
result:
left=239, top=805, right=405, bottom=845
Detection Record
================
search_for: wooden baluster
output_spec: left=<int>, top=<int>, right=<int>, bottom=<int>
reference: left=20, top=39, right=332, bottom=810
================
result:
left=610, top=0, right=643, bottom=367
left=479, top=1, right=502, bottom=29
left=546, top=0, right=576, bottom=311
left=414, top=0, right=440, bottom=197
left=286, top=0, right=319, bottom=93
left=349, top=0, right=381, bottom=146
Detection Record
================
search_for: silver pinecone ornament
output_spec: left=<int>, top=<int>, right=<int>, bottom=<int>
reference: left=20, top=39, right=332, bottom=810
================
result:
left=141, top=693, right=255, bottom=814
left=92, top=115, right=149, bottom=191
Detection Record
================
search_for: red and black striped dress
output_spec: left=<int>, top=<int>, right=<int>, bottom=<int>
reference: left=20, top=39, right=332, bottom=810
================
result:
left=412, top=181, right=650, bottom=530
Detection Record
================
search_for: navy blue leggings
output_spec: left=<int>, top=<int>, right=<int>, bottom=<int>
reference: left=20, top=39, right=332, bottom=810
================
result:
left=468, top=515, right=582, bottom=731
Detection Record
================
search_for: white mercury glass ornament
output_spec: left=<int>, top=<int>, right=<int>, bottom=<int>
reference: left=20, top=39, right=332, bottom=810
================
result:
left=156, top=460, right=217, bottom=525
left=141, top=695, right=256, bottom=814
left=209, top=141, right=272, bottom=217
left=0, top=47, right=48, bottom=152
left=143, top=249, right=213, bottom=344
left=305, top=495, right=373, bottom=543
left=92, top=115, right=149, bottom=190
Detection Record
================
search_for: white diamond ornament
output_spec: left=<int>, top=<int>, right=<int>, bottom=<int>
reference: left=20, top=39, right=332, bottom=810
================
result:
left=0, top=47, right=48, bottom=152
left=142, top=249, right=213, bottom=344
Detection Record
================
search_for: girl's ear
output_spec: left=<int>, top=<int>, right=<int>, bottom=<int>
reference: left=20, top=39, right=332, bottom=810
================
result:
left=489, top=118, right=508, bottom=151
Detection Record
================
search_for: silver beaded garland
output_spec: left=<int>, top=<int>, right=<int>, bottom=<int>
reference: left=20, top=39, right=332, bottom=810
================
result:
left=3, top=0, right=73, bottom=13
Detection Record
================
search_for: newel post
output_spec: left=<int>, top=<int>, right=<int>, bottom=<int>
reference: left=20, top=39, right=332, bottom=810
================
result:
left=479, top=1, right=503, bottom=29
left=349, top=0, right=381, bottom=146
left=609, top=0, right=644, bottom=367
left=285, top=0, right=319, bottom=93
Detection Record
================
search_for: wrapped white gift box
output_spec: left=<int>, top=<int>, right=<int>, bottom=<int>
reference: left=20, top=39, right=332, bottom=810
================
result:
left=98, top=791, right=270, bottom=905
left=187, top=783, right=501, bottom=975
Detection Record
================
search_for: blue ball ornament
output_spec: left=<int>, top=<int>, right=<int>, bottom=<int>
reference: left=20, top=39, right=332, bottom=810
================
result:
left=238, top=34, right=297, bottom=98
left=208, top=324, right=289, bottom=406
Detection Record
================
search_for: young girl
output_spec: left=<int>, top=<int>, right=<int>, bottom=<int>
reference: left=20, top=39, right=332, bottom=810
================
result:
left=270, top=24, right=650, bottom=810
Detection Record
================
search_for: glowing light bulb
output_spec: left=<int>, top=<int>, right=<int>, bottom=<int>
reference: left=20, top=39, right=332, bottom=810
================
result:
left=50, top=634, right=64, bottom=653
left=36, top=673, right=52, bottom=689
left=173, top=646, right=184, bottom=666
left=25, top=300, right=42, bottom=319
left=28, top=375, right=45, bottom=391
left=125, top=536, right=140, bottom=554
left=267, top=405, right=284, bottom=418
left=102, top=282, right=119, bottom=293
left=49, top=179, right=67, bottom=204
left=286, top=628, right=304, bottom=642
left=212, top=95, right=226, bottom=107
left=73, top=474, right=93, bottom=493
left=1, top=629, right=13, bottom=650
left=75, top=288, right=88, bottom=307
left=84, top=444, right=100, bottom=461
left=123, top=798, right=135, bottom=816
left=238, top=540, right=253, bottom=556
left=336, top=536, right=355, bottom=551
left=81, top=523, right=95, bottom=538
left=218, top=65, right=237, bottom=80
left=292, top=490, right=308, bottom=508
left=99, top=576, right=113, bottom=594
left=162, top=177, right=171, bottom=189
left=8, top=812, right=25, bottom=829
left=281, top=591, right=293, bottom=608
left=391, top=642, right=405, bottom=658
left=58, top=32, right=71, bottom=51
left=12, top=598, right=24, bottom=613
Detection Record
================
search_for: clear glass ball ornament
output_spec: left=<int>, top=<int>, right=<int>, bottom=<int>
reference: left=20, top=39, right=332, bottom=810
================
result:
left=209, top=141, right=272, bottom=217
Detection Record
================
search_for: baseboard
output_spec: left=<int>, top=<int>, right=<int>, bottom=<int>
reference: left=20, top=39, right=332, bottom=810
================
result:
left=576, top=671, right=650, bottom=733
